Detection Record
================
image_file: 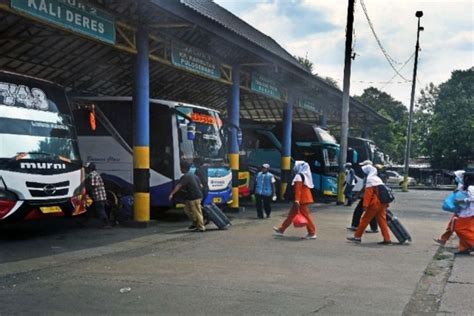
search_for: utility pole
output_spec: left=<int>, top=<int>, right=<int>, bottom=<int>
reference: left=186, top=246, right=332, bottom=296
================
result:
left=337, top=0, right=355, bottom=204
left=402, top=11, right=424, bottom=192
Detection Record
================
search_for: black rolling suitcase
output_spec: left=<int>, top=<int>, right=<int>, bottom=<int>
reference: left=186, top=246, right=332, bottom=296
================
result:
left=386, top=209, right=412, bottom=244
left=202, top=203, right=231, bottom=230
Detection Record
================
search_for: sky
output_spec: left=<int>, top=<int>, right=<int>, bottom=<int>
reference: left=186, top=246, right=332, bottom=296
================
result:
left=214, top=0, right=474, bottom=107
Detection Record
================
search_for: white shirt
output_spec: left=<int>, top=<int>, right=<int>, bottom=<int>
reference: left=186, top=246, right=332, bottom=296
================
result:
left=458, top=186, right=474, bottom=218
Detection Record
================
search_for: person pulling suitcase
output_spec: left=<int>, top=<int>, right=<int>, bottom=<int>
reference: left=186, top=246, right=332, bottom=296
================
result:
left=169, top=161, right=206, bottom=232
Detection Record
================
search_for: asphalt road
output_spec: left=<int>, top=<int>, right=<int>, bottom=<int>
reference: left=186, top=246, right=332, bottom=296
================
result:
left=0, top=190, right=467, bottom=315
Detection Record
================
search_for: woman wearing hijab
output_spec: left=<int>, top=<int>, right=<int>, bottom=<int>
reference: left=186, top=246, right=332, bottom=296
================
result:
left=434, top=170, right=465, bottom=246
left=273, top=161, right=317, bottom=239
left=347, top=164, right=391, bottom=244
left=452, top=172, right=474, bottom=255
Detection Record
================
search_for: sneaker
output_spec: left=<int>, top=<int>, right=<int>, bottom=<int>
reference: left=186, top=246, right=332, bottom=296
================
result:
left=346, top=237, right=361, bottom=243
left=193, top=228, right=206, bottom=232
left=346, top=226, right=357, bottom=231
left=266, top=214, right=271, bottom=219
left=273, top=226, right=284, bottom=236
left=188, top=224, right=197, bottom=230
left=433, top=238, right=446, bottom=246
left=302, top=234, right=317, bottom=240
left=377, top=240, right=392, bottom=245
left=455, top=249, right=472, bottom=256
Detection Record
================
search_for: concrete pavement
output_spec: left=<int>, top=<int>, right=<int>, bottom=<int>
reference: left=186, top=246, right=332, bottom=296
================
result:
left=0, top=190, right=472, bottom=315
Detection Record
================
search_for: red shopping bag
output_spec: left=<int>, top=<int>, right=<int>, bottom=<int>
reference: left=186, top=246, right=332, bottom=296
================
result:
left=293, top=212, right=308, bottom=228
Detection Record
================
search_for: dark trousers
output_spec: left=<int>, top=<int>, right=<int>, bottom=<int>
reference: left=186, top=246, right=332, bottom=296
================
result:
left=256, top=194, right=272, bottom=218
left=92, top=201, right=109, bottom=226
left=351, top=199, right=378, bottom=231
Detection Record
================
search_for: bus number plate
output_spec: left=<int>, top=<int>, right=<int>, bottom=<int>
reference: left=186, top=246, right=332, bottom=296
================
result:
left=40, top=206, right=62, bottom=214
left=213, top=197, right=222, bottom=204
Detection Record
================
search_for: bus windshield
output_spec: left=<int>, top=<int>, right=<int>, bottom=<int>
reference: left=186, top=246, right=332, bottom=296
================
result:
left=176, top=106, right=225, bottom=162
left=295, top=143, right=339, bottom=172
left=0, top=75, right=80, bottom=161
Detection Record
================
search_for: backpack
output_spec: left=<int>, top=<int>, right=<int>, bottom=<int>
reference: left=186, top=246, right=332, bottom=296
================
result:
left=284, top=173, right=304, bottom=201
left=377, top=184, right=395, bottom=204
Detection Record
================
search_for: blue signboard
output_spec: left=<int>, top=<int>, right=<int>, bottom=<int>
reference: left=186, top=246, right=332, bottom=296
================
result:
left=171, top=42, right=221, bottom=79
left=250, top=72, right=281, bottom=99
left=11, top=0, right=116, bottom=44
left=298, top=99, right=320, bottom=113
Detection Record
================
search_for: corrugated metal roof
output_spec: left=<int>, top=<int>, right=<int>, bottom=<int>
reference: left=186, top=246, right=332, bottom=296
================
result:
left=179, top=0, right=309, bottom=73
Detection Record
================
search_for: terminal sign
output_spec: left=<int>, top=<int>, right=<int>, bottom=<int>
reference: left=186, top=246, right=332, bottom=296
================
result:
left=171, top=42, right=221, bottom=79
left=251, top=72, right=281, bottom=99
left=11, top=0, right=116, bottom=44
left=298, top=99, right=320, bottom=113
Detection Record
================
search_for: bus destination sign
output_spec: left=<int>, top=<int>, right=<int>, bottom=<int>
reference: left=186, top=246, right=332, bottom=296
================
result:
left=10, top=0, right=116, bottom=44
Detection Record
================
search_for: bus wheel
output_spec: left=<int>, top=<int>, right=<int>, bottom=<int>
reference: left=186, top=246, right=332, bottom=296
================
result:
left=105, top=185, right=121, bottom=225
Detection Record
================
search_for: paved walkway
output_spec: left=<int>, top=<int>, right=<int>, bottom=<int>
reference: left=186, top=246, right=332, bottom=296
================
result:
left=0, top=190, right=472, bottom=315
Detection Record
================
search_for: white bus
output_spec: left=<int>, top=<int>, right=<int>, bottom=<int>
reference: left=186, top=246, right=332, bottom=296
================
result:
left=73, top=97, right=232, bottom=212
left=0, top=71, right=83, bottom=223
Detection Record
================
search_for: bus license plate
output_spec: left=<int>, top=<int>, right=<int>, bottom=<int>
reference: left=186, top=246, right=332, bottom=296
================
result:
left=213, top=197, right=222, bottom=204
left=40, top=206, right=62, bottom=214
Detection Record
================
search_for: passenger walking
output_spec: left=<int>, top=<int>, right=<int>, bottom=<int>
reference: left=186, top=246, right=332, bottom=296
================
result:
left=347, top=160, right=378, bottom=232
left=254, top=163, right=276, bottom=219
left=344, top=162, right=356, bottom=206
left=347, top=164, right=391, bottom=244
left=194, top=157, right=209, bottom=205
left=84, top=162, right=111, bottom=229
left=273, top=161, right=317, bottom=239
left=169, top=161, right=206, bottom=232
left=434, top=170, right=465, bottom=246
left=452, top=172, right=474, bottom=255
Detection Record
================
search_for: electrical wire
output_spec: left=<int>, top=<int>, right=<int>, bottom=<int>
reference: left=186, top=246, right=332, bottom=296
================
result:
left=380, top=52, right=416, bottom=89
left=359, top=0, right=411, bottom=82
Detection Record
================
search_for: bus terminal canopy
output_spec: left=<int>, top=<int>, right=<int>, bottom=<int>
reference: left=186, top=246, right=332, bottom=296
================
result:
left=0, top=0, right=390, bottom=128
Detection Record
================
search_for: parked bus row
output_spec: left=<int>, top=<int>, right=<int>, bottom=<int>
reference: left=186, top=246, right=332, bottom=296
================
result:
left=0, top=71, right=388, bottom=224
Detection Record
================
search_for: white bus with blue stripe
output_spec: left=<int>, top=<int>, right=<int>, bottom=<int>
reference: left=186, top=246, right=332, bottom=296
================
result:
left=72, top=97, right=232, bottom=212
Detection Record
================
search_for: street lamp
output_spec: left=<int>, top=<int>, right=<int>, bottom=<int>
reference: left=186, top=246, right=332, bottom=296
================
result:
left=402, top=11, right=424, bottom=192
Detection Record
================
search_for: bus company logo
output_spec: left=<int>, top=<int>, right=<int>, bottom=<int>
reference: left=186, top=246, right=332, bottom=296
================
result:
left=20, top=162, right=67, bottom=170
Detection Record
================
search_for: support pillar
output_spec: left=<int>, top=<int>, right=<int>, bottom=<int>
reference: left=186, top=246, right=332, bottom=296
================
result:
left=319, top=114, right=327, bottom=129
left=280, top=94, right=293, bottom=200
left=228, top=64, right=243, bottom=212
left=133, top=25, right=150, bottom=222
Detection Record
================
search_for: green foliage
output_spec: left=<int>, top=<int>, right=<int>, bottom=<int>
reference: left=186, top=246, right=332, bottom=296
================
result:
left=412, top=83, right=438, bottom=157
left=425, top=68, right=474, bottom=169
left=354, top=87, right=408, bottom=163
left=294, top=55, right=339, bottom=89
left=295, top=55, right=314, bottom=73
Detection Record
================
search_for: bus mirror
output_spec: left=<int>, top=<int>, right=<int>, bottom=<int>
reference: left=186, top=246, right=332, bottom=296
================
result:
left=187, top=122, right=196, bottom=141
left=88, top=104, right=96, bottom=131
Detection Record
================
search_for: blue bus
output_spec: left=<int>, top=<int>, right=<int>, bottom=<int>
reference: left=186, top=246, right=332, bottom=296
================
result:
left=73, top=97, right=232, bottom=211
left=240, top=122, right=339, bottom=198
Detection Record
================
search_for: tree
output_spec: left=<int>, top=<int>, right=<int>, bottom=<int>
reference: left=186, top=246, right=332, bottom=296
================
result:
left=354, top=87, right=408, bottom=163
left=411, top=83, right=438, bottom=157
left=295, top=55, right=314, bottom=73
left=427, top=68, right=474, bottom=169
left=295, top=55, right=340, bottom=89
